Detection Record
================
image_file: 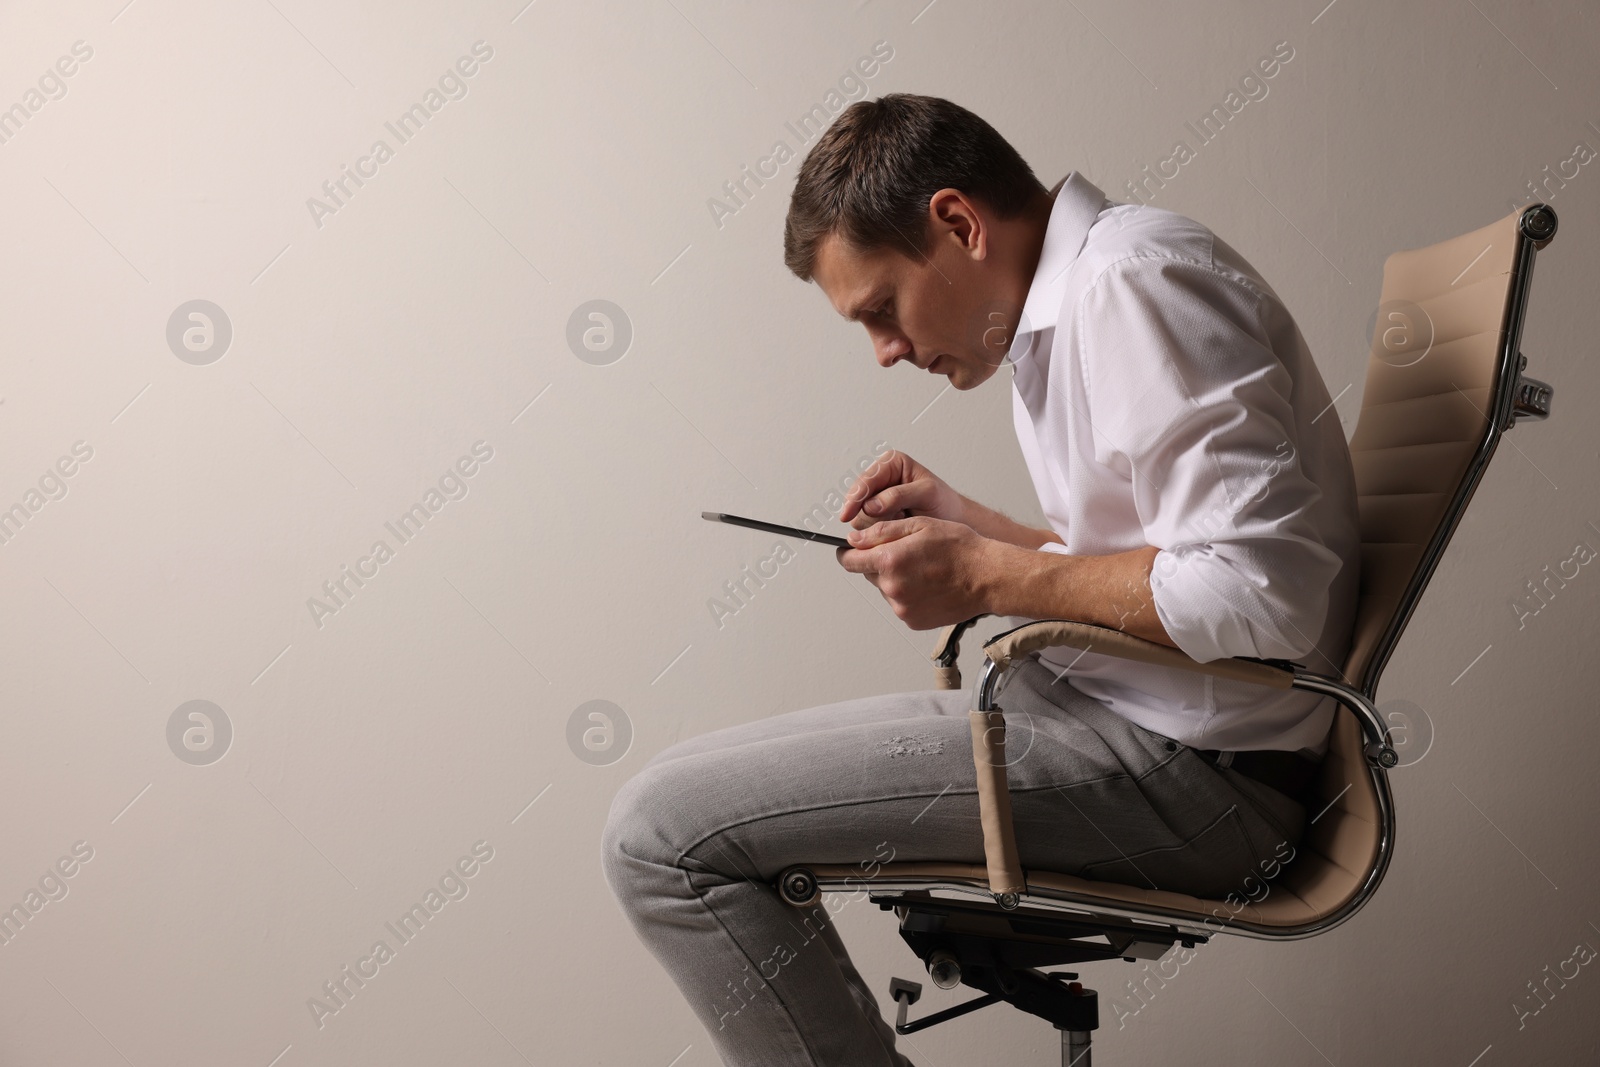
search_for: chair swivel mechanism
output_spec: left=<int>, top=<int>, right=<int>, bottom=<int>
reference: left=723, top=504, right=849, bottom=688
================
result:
left=775, top=202, right=1560, bottom=1065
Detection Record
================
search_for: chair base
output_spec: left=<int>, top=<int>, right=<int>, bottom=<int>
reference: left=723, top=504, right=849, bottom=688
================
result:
left=891, top=974, right=1095, bottom=1066
left=881, top=891, right=1208, bottom=1064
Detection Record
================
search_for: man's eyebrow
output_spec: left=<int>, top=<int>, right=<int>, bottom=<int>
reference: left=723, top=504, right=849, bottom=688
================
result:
left=844, top=289, right=886, bottom=321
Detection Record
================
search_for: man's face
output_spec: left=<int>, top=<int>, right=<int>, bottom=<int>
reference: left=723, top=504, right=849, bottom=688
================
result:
left=812, top=202, right=1019, bottom=391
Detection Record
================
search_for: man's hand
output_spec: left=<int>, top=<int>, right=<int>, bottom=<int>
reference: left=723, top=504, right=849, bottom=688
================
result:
left=838, top=448, right=1065, bottom=551
left=836, top=517, right=1179, bottom=648
left=834, top=516, right=999, bottom=630
left=837, top=450, right=967, bottom=529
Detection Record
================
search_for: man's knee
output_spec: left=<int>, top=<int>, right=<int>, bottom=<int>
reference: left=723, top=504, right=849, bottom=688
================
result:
left=600, top=757, right=696, bottom=900
left=600, top=770, right=650, bottom=898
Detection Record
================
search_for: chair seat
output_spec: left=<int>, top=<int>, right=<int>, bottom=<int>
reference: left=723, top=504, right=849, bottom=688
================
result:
left=807, top=853, right=1337, bottom=928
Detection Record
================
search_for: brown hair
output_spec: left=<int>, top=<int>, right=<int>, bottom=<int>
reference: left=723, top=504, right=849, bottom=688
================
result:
left=783, top=93, right=1048, bottom=282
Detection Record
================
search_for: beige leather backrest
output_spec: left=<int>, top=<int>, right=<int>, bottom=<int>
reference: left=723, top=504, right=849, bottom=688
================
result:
left=1342, top=211, right=1523, bottom=691
left=1281, top=210, right=1527, bottom=921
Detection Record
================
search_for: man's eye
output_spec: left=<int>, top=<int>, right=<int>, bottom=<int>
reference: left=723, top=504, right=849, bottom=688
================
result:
left=877, top=302, right=893, bottom=319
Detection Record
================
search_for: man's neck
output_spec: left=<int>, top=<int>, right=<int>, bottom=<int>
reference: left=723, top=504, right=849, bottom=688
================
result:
left=1015, top=185, right=1058, bottom=292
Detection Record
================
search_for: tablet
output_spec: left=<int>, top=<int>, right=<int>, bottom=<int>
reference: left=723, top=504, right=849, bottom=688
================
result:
left=701, top=511, right=851, bottom=548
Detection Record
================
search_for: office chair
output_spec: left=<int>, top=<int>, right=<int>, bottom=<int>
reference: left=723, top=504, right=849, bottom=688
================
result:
left=775, top=202, right=1559, bottom=1065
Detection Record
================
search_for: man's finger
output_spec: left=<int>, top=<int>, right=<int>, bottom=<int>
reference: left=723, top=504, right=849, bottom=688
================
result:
left=847, top=518, right=914, bottom=548
left=837, top=452, right=904, bottom=523
left=849, top=485, right=914, bottom=528
left=862, top=485, right=899, bottom=515
left=834, top=546, right=883, bottom=577
left=835, top=545, right=868, bottom=574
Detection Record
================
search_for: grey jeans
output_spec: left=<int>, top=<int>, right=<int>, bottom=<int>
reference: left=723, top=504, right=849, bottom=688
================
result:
left=601, top=652, right=1312, bottom=1066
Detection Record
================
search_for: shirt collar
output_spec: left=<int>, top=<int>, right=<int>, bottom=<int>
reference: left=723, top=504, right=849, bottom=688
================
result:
left=1009, top=171, right=1107, bottom=364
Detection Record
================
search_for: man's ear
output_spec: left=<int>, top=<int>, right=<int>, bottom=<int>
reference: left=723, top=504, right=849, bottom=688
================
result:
left=927, top=188, right=986, bottom=259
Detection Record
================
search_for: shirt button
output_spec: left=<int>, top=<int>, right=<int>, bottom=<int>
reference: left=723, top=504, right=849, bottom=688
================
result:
left=1164, top=741, right=1178, bottom=752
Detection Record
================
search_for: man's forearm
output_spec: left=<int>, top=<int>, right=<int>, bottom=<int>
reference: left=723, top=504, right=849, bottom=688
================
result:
left=956, top=494, right=1064, bottom=550
left=975, top=539, right=1178, bottom=649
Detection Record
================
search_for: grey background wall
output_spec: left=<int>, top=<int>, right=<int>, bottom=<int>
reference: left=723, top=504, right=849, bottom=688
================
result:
left=0, top=0, right=1595, bottom=1064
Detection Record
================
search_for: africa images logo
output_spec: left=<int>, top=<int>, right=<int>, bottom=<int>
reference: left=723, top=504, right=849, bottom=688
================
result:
left=705, top=41, right=893, bottom=231
left=305, top=41, right=495, bottom=229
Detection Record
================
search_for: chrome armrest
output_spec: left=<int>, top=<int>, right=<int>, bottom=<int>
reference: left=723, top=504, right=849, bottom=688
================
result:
left=934, top=616, right=1397, bottom=768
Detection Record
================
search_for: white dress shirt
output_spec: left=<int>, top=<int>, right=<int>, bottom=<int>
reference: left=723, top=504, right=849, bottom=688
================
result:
left=1002, top=171, right=1360, bottom=755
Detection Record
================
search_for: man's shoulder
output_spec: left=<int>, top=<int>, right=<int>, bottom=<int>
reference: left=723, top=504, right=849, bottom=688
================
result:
left=1076, top=202, right=1278, bottom=307
left=1078, top=201, right=1215, bottom=276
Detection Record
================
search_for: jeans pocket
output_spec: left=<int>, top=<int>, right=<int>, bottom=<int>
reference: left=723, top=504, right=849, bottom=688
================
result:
left=1079, top=803, right=1257, bottom=899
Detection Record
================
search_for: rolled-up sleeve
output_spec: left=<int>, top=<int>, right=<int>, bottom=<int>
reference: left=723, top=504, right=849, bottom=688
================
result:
left=1075, top=255, right=1343, bottom=664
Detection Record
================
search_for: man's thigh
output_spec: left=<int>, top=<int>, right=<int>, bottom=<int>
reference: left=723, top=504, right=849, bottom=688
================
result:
left=629, top=685, right=996, bottom=878
left=626, top=655, right=1293, bottom=899
left=626, top=669, right=1170, bottom=884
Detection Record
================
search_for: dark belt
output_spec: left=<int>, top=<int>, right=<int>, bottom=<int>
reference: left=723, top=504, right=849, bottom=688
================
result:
left=1196, top=748, right=1321, bottom=803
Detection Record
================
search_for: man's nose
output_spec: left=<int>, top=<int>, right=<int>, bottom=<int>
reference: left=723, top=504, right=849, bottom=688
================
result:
left=871, top=328, right=911, bottom=369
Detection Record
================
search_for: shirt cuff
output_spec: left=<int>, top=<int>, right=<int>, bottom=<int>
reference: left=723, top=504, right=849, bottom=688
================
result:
left=1148, top=544, right=1259, bottom=664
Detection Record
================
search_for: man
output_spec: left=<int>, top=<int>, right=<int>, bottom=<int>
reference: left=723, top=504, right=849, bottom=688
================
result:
left=603, top=93, right=1359, bottom=1066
